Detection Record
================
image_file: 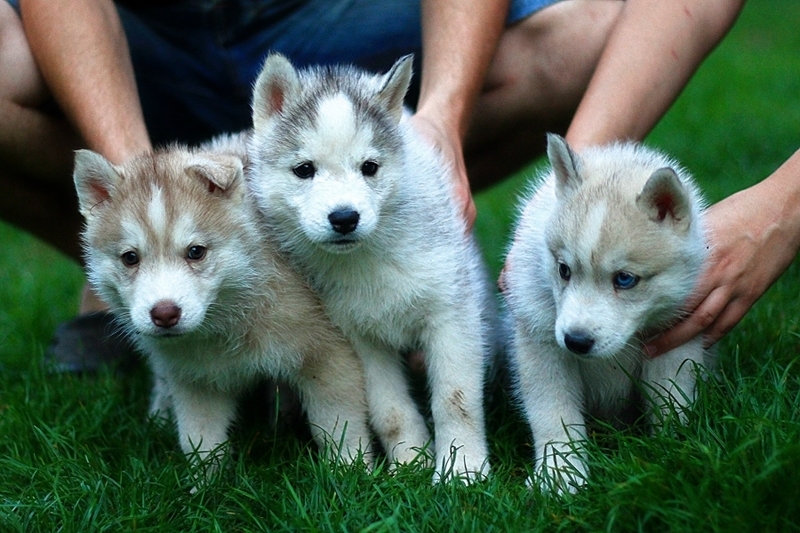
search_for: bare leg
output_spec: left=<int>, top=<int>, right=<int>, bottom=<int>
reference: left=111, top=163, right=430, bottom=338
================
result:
left=0, top=1, right=83, bottom=259
left=2, top=0, right=153, bottom=262
left=0, top=2, right=116, bottom=320
left=0, top=4, right=113, bottom=372
left=466, top=0, right=624, bottom=188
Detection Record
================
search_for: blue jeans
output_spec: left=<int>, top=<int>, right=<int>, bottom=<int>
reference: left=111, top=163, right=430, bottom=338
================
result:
left=8, top=0, right=560, bottom=145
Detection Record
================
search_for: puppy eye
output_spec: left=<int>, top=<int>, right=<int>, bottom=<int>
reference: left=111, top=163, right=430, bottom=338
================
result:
left=187, top=245, right=207, bottom=261
left=293, top=162, right=316, bottom=179
left=613, top=271, right=639, bottom=290
left=361, top=160, right=379, bottom=177
left=121, top=250, right=139, bottom=267
left=558, top=261, right=571, bottom=281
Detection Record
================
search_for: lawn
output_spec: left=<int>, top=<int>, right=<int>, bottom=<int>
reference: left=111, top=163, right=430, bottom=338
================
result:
left=2, top=0, right=800, bottom=530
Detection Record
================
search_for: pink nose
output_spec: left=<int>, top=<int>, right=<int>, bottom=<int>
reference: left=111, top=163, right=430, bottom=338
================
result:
left=150, top=301, right=181, bottom=328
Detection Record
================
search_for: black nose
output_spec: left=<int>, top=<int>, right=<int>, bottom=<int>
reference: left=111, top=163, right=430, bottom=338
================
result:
left=328, top=209, right=360, bottom=235
left=564, top=331, right=594, bottom=355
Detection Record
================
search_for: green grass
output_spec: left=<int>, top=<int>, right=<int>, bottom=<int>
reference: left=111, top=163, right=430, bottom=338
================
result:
left=3, top=0, right=800, bottom=530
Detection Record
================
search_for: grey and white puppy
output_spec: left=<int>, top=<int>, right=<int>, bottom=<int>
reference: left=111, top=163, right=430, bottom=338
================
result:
left=246, top=54, right=495, bottom=482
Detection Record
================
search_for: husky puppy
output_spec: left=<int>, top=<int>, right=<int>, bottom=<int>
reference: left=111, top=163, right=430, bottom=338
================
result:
left=502, top=134, right=710, bottom=494
left=73, top=138, right=372, bottom=475
left=246, top=54, right=493, bottom=482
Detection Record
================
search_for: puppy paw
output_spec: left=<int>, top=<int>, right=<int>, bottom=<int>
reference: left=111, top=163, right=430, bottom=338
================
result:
left=533, top=446, right=588, bottom=496
left=432, top=442, right=490, bottom=485
left=387, top=442, right=433, bottom=472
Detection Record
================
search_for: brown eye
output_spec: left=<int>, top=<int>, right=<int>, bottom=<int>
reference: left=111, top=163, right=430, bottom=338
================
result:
left=187, top=245, right=206, bottom=261
left=293, top=162, right=316, bottom=179
left=121, top=251, right=139, bottom=267
left=361, top=160, right=379, bottom=177
left=558, top=261, right=571, bottom=281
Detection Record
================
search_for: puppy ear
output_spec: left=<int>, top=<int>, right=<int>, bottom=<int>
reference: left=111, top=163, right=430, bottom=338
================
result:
left=252, top=53, right=301, bottom=130
left=547, top=133, right=582, bottom=199
left=186, top=155, right=245, bottom=198
left=636, top=167, right=692, bottom=230
left=377, top=54, right=413, bottom=123
left=73, top=149, right=121, bottom=216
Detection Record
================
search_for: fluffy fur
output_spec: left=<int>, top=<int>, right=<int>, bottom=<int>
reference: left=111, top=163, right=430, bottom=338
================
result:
left=73, top=137, right=372, bottom=478
left=502, top=134, right=711, bottom=493
left=246, top=54, right=495, bottom=482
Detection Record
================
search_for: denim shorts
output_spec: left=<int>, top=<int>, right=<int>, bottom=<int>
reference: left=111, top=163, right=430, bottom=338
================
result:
left=7, top=0, right=561, bottom=145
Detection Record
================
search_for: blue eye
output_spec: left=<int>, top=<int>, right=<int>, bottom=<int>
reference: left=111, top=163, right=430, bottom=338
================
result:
left=614, top=271, right=639, bottom=290
left=558, top=262, right=571, bottom=281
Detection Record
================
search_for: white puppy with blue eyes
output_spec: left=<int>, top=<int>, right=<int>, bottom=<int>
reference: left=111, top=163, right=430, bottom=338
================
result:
left=502, top=134, right=712, bottom=494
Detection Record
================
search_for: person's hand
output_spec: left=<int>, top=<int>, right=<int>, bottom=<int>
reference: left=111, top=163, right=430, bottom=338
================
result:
left=408, top=111, right=477, bottom=228
left=645, top=176, right=800, bottom=357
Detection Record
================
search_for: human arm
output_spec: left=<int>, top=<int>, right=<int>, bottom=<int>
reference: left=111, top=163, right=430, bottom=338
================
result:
left=411, top=0, right=510, bottom=227
left=20, top=0, right=151, bottom=163
left=645, top=150, right=800, bottom=356
left=565, top=0, right=745, bottom=150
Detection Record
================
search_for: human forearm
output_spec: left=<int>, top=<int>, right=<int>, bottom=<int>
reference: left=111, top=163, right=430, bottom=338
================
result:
left=646, top=148, right=800, bottom=356
left=566, top=0, right=745, bottom=149
left=726, top=148, right=800, bottom=281
left=21, top=0, right=150, bottom=163
left=758, top=149, right=800, bottom=247
left=412, top=0, right=509, bottom=226
left=416, top=0, right=509, bottom=139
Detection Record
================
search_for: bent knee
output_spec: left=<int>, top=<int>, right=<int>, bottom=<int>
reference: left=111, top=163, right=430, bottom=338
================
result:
left=486, top=0, right=623, bottom=114
left=0, top=1, right=49, bottom=105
